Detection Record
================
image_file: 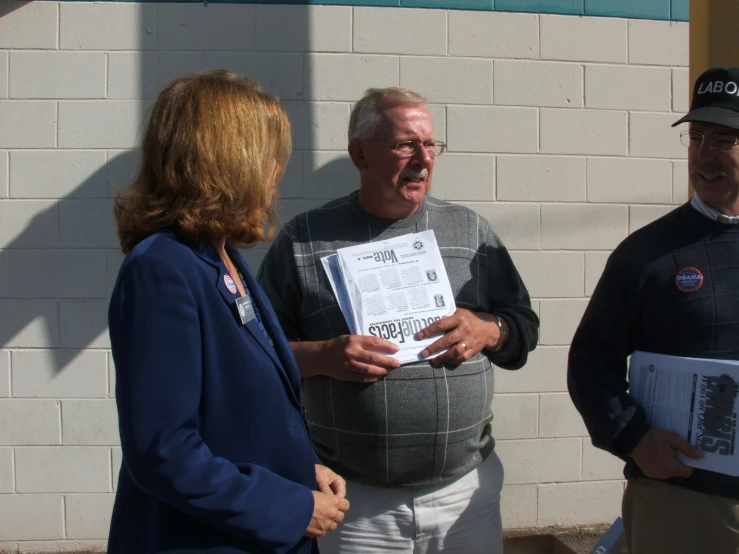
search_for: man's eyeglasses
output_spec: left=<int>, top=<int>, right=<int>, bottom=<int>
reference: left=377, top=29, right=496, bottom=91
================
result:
left=391, top=141, right=447, bottom=157
left=680, top=130, right=739, bottom=151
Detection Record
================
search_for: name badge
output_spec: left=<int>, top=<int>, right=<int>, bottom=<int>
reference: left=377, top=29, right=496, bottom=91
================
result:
left=234, top=295, right=256, bottom=325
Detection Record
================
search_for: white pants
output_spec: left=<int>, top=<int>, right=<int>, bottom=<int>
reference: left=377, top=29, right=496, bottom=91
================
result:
left=318, top=451, right=504, bottom=554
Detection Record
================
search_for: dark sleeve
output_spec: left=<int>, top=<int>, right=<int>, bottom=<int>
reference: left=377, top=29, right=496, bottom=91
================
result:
left=109, top=253, right=314, bottom=552
left=257, top=227, right=304, bottom=340
left=567, top=248, right=651, bottom=458
left=482, top=226, right=539, bottom=370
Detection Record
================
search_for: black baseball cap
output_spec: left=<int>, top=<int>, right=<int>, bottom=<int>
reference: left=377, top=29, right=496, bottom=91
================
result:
left=672, top=67, right=739, bottom=131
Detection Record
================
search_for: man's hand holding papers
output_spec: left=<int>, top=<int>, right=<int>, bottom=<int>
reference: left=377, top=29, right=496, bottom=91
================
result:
left=416, top=308, right=502, bottom=366
left=631, top=427, right=703, bottom=480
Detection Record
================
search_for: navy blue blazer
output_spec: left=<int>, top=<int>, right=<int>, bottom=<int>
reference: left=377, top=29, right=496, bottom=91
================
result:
left=107, top=232, right=319, bottom=554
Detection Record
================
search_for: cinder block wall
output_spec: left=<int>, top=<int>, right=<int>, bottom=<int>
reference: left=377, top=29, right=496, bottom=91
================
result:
left=0, top=1, right=688, bottom=550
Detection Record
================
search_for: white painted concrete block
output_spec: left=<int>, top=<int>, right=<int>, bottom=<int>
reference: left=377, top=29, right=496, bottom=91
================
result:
left=0, top=2, right=58, bottom=49
left=582, top=440, right=625, bottom=481
left=0, top=495, right=63, bottom=541
left=0, top=52, right=7, bottom=99
left=496, top=346, right=568, bottom=394
left=58, top=101, right=142, bottom=149
left=108, top=353, right=115, bottom=399
left=585, top=252, right=610, bottom=297
left=60, top=3, right=157, bottom=50
left=585, top=64, right=670, bottom=111
left=0, top=200, right=58, bottom=249
left=461, top=202, right=540, bottom=250
left=62, top=400, right=119, bottom=446
left=427, top=104, right=446, bottom=143
left=494, top=60, right=582, bottom=108
left=0, top=101, right=56, bottom=148
left=541, top=204, right=628, bottom=250
left=284, top=101, right=351, bottom=151
left=501, top=484, right=538, bottom=529
left=278, top=153, right=303, bottom=199
left=18, top=540, right=108, bottom=553
left=10, top=251, right=107, bottom=299
left=106, top=150, right=140, bottom=197
left=673, top=160, right=689, bottom=204
left=10, top=151, right=108, bottom=199
left=11, top=351, right=107, bottom=398
left=629, top=113, right=686, bottom=159
left=401, top=57, right=492, bottom=105
left=538, top=299, right=590, bottom=346
left=491, top=394, right=538, bottom=440
left=0, top=300, right=59, bottom=348
left=509, top=252, right=584, bottom=298
left=256, top=6, right=351, bottom=53
left=449, top=12, right=538, bottom=59
left=587, top=157, right=673, bottom=203
left=107, top=52, right=207, bottom=100
left=672, top=67, right=690, bottom=114
left=204, top=53, right=304, bottom=100
left=307, top=54, right=399, bottom=101
left=431, top=155, right=495, bottom=202
left=0, top=399, right=60, bottom=446
left=59, top=199, right=118, bottom=249
left=497, top=156, right=585, bottom=202
left=112, top=447, right=122, bottom=492
left=628, top=20, right=689, bottom=67
left=0, top=150, right=7, bottom=198
left=0, top=351, right=8, bottom=397
left=59, top=301, right=110, bottom=350
left=65, top=494, right=115, bottom=540
left=158, top=4, right=256, bottom=51
left=540, top=15, right=626, bottom=63
left=496, top=438, right=581, bottom=485
left=538, top=393, right=588, bottom=438
left=0, top=252, right=7, bottom=299
left=538, top=481, right=623, bottom=526
left=541, top=109, right=627, bottom=155
left=630, top=205, right=674, bottom=233
left=0, top=447, right=11, bottom=492
left=353, top=8, right=445, bottom=55
left=302, top=152, right=359, bottom=199
left=448, top=107, right=537, bottom=153
left=10, top=52, right=105, bottom=100
left=15, top=447, right=110, bottom=493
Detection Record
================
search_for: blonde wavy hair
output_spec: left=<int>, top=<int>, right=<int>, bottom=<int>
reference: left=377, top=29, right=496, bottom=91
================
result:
left=114, top=69, right=291, bottom=254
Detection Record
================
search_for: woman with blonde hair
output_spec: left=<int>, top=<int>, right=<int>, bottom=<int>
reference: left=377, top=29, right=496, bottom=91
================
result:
left=107, top=70, right=349, bottom=554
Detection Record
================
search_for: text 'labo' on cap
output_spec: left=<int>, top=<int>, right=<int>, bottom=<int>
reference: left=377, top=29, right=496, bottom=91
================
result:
left=672, top=66, right=739, bottom=131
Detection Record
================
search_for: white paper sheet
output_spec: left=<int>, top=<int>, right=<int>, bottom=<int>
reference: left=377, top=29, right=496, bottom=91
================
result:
left=321, top=230, right=456, bottom=364
left=630, top=350, right=739, bottom=477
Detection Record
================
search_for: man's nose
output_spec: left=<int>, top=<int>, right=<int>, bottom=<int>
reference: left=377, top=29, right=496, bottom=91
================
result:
left=412, top=145, right=434, bottom=164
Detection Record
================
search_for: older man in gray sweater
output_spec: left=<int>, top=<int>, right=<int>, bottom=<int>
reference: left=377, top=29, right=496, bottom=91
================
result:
left=258, top=87, right=538, bottom=554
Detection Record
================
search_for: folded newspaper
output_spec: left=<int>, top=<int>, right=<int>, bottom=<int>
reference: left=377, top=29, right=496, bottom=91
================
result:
left=629, top=350, right=739, bottom=476
left=321, top=230, right=455, bottom=364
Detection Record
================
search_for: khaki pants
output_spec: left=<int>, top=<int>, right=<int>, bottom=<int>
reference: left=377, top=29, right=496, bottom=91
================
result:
left=622, top=478, right=739, bottom=554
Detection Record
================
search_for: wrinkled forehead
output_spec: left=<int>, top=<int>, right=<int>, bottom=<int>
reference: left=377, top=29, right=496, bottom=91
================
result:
left=374, top=102, right=435, bottom=140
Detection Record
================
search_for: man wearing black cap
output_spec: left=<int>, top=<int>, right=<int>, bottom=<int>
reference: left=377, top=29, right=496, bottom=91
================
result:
left=568, top=66, right=739, bottom=554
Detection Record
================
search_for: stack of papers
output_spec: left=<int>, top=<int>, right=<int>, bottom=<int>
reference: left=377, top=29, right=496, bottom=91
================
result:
left=321, top=230, right=456, bottom=364
left=630, top=350, right=739, bottom=476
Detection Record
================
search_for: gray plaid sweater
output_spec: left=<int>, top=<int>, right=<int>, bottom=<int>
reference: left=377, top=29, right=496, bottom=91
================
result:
left=257, top=193, right=538, bottom=488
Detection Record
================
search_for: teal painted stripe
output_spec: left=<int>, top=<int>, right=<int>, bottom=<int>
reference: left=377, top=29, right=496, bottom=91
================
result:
left=585, top=0, right=670, bottom=20
left=57, top=0, right=688, bottom=21
left=496, top=0, right=583, bottom=16
left=671, top=0, right=689, bottom=21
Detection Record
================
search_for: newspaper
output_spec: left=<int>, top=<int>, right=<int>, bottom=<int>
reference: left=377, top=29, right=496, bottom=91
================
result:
left=629, top=350, right=739, bottom=476
left=321, top=230, right=456, bottom=364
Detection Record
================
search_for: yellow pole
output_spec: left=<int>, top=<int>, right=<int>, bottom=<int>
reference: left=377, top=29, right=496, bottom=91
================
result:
left=689, top=0, right=739, bottom=195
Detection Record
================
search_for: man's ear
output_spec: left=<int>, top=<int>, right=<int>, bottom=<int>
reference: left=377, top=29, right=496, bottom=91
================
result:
left=348, top=139, right=368, bottom=171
